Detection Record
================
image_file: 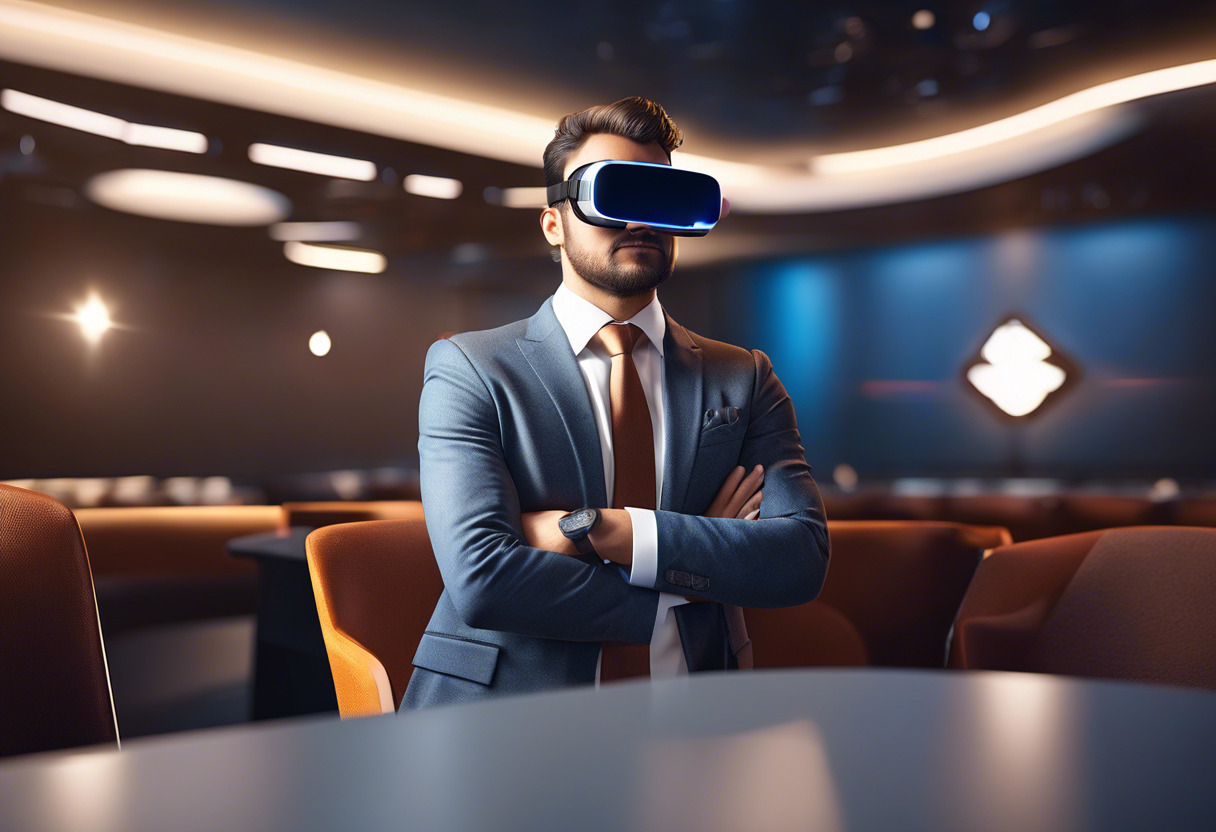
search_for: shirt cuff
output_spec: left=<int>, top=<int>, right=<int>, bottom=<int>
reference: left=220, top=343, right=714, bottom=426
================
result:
left=624, top=507, right=658, bottom=588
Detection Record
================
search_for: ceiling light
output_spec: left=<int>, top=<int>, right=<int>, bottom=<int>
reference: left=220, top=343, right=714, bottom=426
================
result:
left=813, top=58, right=1216, bottom=175
left=269, top=221, right=361, bottom=242
left=911, top=10, right=935, bottom=30
left=966, top=319, right=1068, bottom=417
left=2, top=87, right=123, bottom=137
left=123, top=122, right=207, bottom=153
left=489, top=186, right=547, bottom=209
left=248, top=142, right=376, bottom=181
left=403, top=174, right=463, bottom=200
left=73, top=293, right=112, bottom=344
left=5, top=3, right=1215, bottom=213
left=86, top=169, right=289, bottom=225
left=283, top=241, right=386, bottom=273
left=2, top=88, right=207, bottom=153
left=308, top=330, right=331, bottom=357
left=973, top=12, right=991, bottom=32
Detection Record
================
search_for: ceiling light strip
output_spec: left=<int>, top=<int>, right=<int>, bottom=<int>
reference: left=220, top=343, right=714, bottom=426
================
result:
left=2, top=1, right=1214, bottom=209
left=249, top=143, right=377, bottom=181
left=283, top=241, right=386, bottom=273
left=403, top=174, right=463, bottom=199
left=814, top=59, right=1216, bottom=175
left=1, top=87, right=207, bottom=152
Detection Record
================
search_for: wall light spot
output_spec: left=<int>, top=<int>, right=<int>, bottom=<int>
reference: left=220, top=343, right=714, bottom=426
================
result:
left=309, top=330, right=332, bottom=357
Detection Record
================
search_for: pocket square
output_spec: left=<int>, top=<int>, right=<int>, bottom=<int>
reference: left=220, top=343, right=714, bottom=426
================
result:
left=703, top=406, right=739, bottom=430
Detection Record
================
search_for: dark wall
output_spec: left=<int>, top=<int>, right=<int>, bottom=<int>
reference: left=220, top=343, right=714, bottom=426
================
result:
left=3, top=203, right=1214, bottom=481
left=708, top=214, right=1216, bottom=480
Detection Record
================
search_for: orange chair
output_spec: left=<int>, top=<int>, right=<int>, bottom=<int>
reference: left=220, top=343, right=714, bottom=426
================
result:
left=747, top=521, right=1010, bottom=670
left=282, top=500, right=425, bottom=533
left=949, top=526, right=1216, bottom=690
left=306, top=518, right=442, bottom=717
left=0, top=485, right=119, bottom=756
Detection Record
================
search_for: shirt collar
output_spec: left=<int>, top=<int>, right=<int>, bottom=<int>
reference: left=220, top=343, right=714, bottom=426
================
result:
left=552, top=282, right=666, bottom=357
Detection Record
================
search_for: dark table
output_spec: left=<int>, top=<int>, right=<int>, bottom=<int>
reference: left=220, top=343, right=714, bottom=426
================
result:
left=228, top=527, right=337, bottom=719
left=2, top=669, right=1214, bottom=831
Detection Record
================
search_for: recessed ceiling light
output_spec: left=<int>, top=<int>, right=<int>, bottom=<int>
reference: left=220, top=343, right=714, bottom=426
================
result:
left=269, top=221, right=361, bottom=241
left=248, top=142, right=376, bottom=181
left=2, top=88, right=207, bottom=153
left=403, top=174, right=463, bottom=200
left=283, top=241, right=386, bottom=273
left=85, top=169, right=290, bottom=225
left=911, top=10, right=935, bottom=30
left=309, top=330, right=332, bottom=357
left=486, top=186, right=547, bottom=208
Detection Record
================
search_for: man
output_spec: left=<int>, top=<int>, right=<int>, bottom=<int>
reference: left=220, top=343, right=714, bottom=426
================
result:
left=403, top=97, right=829, bottom=709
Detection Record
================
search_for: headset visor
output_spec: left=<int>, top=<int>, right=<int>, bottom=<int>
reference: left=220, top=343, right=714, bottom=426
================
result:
left=547, top=160, right=721, bottom=237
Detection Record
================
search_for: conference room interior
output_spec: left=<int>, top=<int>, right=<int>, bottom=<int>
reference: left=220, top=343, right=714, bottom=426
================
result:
left=1, top=1, right=1214, bottom=822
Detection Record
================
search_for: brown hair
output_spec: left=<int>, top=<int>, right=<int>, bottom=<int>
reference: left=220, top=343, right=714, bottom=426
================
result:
left=543, top=97, right=683, bottom=187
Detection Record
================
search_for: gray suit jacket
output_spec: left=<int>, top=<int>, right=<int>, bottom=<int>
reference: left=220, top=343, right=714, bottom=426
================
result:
left=402, top=297, right=829, bottom=709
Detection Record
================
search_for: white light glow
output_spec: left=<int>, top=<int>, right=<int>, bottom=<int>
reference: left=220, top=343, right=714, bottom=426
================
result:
left=404, top=173, right=463, bottom=200
left=123, top=122, right=207, bottom=153
left=73, top=293, right=112, bottom=344
left=967, top=320, right=1067, bottom=417
left=284, top=241, right=386, bottom=273
left=814, top=59, right=1216, bottom=175
left=2, top=87, right=123, bottom=137
left=1, top=88, right=207, bottom=153
left=248, top=142, right=376, bottom=181
left=86, top=169, right=289, bottom=225
left=309, top=329, right=332, bottom=357
left=269, top=221, right=361, bottom=241
left=912, top=10, right=935, bottom=30
left=494, top=186, right=548, bottom=209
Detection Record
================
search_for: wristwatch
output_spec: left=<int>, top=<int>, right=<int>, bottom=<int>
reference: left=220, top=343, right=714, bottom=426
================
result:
left=558, top=508, right=601, bottom=558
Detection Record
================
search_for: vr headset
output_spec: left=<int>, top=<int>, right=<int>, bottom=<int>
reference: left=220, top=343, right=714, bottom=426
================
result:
left=546, top=160, right=721, bottom=237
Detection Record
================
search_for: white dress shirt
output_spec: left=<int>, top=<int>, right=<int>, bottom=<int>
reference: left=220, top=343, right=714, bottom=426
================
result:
left=551, top=283, right=689, bottom=679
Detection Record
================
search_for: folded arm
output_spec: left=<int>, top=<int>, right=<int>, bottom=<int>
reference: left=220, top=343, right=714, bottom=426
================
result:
left=524, top=350, right=829, bottom=610
left=418, top=338, right=658, bottom=643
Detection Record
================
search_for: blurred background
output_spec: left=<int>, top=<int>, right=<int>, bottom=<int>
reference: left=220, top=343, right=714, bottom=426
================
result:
left=3, top=0, right=1216, bottom=742
left=2, top=0, right=1214, bottom=499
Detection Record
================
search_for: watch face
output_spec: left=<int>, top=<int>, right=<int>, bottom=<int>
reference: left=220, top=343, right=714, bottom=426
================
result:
left=559, top=509, right=595, bottom=536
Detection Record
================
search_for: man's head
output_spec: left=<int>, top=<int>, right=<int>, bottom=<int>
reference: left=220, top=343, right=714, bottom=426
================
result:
left=541, top=98, right=683, bottom=301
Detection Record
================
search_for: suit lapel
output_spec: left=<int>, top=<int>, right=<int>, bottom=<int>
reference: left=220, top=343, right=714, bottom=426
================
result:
left=517, top=298, right=608, bottom=508
left=661, top=314, right=703, bottom=512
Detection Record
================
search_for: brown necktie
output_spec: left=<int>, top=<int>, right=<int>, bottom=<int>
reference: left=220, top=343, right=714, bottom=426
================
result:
left=594, top=322, right=654, bottom=682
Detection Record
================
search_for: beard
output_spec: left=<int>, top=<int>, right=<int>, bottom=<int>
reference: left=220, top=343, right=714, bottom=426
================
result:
left=564, top=227, right=675, bottom=298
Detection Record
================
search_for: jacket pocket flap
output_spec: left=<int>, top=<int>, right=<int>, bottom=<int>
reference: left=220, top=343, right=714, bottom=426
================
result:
left=699, top=420, right=747, bottom=446
left=412, top=632, right=500, bottom=686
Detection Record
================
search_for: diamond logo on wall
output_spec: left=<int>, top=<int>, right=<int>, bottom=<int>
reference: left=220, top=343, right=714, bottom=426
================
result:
left=966, top=318, right=1075, bottom=418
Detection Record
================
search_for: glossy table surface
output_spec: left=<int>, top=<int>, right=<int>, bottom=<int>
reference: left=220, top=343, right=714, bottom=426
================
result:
left=1, top=669, right=1213, bottom=832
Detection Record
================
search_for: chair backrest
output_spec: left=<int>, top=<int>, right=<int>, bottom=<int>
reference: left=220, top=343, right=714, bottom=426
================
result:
left=747, top=521, right=1009, bottom=670
left=282, top=500, right=425, bottom=533
left=306, top=518, right=442, bottom=716
left=75, top=505, right=279, bottom=577
left=949, top=526, right=1216, bottom=690
left=0, top=485, right=119, bottom=756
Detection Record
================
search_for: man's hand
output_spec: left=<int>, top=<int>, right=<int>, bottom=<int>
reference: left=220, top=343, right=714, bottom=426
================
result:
left=705, top=465, right=764, bottom=520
